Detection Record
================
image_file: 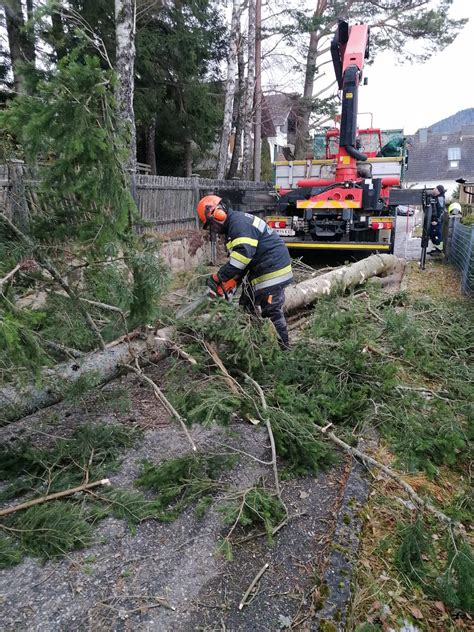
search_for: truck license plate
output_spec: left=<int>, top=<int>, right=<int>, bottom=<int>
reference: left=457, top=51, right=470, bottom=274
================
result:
left=275, top=228, right=295, bottom=237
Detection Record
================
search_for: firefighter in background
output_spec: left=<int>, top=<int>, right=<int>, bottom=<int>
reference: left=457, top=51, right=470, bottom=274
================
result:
left=196, top=195, right=293, bottom=349
left=428, top=184, right=446, bottom=255
left=448, top=202, right=462, bottom=216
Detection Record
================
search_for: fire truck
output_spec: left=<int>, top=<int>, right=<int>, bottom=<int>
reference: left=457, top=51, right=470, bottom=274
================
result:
left=265, top=20, right=407, bottom=253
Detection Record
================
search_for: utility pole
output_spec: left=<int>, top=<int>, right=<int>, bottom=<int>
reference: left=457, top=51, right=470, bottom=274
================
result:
left=253, top=0, right=262, bottom=182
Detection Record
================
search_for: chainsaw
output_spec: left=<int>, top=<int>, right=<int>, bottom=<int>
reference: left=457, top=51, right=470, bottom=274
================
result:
left=176, top=278, right=237, bottom=319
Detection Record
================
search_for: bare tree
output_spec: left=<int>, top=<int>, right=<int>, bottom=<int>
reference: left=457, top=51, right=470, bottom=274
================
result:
left=216, top=0, right=242, bottom=180
left=2, top=0, right=36, bottom=95
left=146, top=120, right=157, bottom=175
left=227, top=34, right=245, bottom=180
left=293, top=0, right=331, bottom=159
left=115, top=0, right=137, bottom=172
left=242, top=0, right=256, bottom=180
left=253, top=0, right=262, bottom=182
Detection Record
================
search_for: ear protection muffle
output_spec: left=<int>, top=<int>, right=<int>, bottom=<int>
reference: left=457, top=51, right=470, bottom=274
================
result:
left=205, top=203, right=227, bottom=224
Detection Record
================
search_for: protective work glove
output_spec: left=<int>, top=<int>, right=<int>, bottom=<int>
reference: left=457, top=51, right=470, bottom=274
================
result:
left=206, top=274, right=237, bottom=299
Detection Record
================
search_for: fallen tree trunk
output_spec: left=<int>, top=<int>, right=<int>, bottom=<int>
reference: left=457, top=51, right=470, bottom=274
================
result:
left=0, top=327, right=174, bottom=425
left=284, top=253, right=400, bottom=314
left=1, top=255, right=401, bottom=425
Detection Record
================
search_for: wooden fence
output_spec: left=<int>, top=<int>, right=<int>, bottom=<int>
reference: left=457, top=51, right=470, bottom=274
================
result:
left=0, top=163, right=276, bottom=234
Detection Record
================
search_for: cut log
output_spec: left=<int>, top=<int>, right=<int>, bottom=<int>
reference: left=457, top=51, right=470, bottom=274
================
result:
left=284, top=254, right=401, bottom=314
left=0, top=255, right=401, bottom=425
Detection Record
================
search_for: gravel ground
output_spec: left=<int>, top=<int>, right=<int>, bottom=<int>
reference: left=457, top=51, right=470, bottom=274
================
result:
left=0, top=363, right=362, bottom=631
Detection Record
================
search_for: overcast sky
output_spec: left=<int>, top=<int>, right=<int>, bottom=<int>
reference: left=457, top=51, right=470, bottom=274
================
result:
left=358, top=0, right=474, bottom=134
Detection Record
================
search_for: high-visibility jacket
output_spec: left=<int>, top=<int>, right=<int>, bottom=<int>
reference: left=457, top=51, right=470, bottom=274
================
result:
left=217, top=209, right=293, bottom=296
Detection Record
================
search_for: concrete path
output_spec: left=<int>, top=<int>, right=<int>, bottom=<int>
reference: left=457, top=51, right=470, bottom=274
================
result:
left=394, top=212, right=422, bottom=261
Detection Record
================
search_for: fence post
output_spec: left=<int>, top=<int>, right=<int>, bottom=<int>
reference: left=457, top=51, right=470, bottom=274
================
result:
left=192, top=174, right=200, bottom=229
left=444, top=214, right=455, bottom=261
left=8, top=160, right=29, bottom=232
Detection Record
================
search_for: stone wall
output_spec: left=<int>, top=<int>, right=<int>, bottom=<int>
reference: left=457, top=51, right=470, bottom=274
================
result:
left=159, top=230, right=210, bottom=272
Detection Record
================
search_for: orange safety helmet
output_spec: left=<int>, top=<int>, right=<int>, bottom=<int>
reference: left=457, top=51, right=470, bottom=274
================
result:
left=196, top=195, right=227, bottom=227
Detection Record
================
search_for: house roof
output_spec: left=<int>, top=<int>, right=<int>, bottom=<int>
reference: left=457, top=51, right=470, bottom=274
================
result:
left=261, top=93, right=299, bottom=137
left=406, top=129, right=474, bottom=183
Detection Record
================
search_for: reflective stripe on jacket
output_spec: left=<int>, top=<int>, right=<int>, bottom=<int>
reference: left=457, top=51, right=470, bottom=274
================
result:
left=218, top=209, right=293, bottom=295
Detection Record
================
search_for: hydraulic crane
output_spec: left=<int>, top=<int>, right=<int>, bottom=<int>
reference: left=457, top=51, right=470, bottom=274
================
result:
left=266, top=20, right=406, bottom=253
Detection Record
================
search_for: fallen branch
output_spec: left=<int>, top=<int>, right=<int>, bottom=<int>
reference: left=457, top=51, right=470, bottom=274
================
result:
left=395, top=384, right=452, bottom=402
left=41, top=338, right=84, bottom=359
left=235, top=511, right=307, bottom=545
left=155, top=338, right=197, bottom=365
left=203, top=341, right=243, bottom=395
left=238, top=371, right=283, bottom=505
left=125, top=359, right=197, bottom=452
left=0, top=263, right=22, bottom=289
left=315, top=424, right=465, bottom=534
left=239, top=562, right=269, bottom=610
left=0, top=478, right=111, bottom=518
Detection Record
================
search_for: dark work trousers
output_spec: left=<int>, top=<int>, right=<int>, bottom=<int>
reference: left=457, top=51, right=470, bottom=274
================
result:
left=429, top=214, right=443, bottom=247
left=239, top=283, right=290, bottom=349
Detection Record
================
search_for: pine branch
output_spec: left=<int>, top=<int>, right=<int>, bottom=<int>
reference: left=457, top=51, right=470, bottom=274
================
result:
left=0, top=478, right=111, bottom=518
left=0, top=212, right=106, bottom=350
left=154, top=337, right=197, bottom=365
left=315, top=423, right=465, bottom=535
left=40, top=338, right=84, bottom=359
left=203, top=341, right=243, bottom=395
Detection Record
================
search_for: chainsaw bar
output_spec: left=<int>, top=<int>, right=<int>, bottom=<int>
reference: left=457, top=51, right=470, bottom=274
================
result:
left=175, top=292, right=210, bottom=319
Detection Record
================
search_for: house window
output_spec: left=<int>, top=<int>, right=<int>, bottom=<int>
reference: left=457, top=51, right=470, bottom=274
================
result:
left=448, top=147, right=461, bottom=160
left=449, top=160, right=459, bottom=169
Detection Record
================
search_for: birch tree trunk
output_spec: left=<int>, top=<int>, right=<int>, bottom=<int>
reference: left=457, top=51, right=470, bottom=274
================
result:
left=115, top=0, right=137, bottom=173
left=242, top=0, right=256, bottom=181
left=0, top=327, right=174, bottom=425
left=227, top=35, right=245, bottom=179
left=216, top=0, right=242, bottom=180
left=253, top=0, right=262, bottom=182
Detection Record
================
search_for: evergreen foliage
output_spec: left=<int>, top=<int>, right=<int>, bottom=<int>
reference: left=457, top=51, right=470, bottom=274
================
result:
left=0, top=47, right=168, bottom=384
left=0, top=423, right=139, bottom=501
left=171, top=291, right=472, bottom=479
left=135, top=0, right=226, bottom=175
left=220, top=487, right=286, bottom=544
left=4, top=501, right=94, bottom=561
left=0, top=421, right=142, bottom=566
left=1, top=53, right=133, bottom=245
left=135, top=453, right=235, bottom=521
left=34, top=0, right=226, bottom=174
left=395, top=517, right=474, bottom=614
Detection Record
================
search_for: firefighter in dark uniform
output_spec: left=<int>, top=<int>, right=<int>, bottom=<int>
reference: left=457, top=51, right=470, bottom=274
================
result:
left=428, top=184, right=446, bottom=254
left=196, top=195, right=293, bottom=349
